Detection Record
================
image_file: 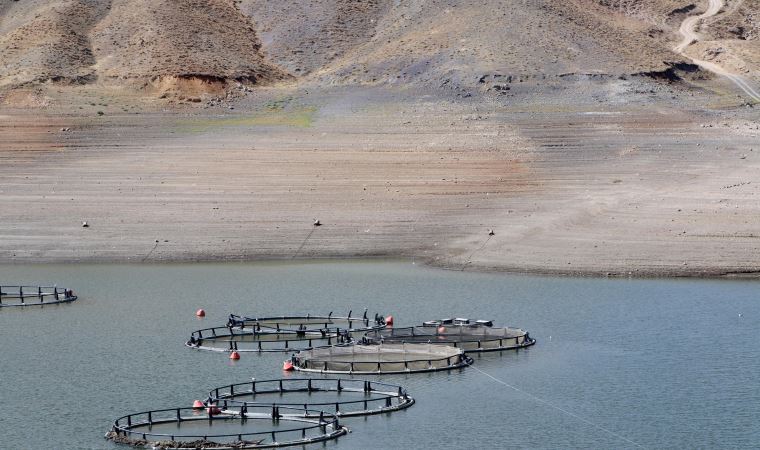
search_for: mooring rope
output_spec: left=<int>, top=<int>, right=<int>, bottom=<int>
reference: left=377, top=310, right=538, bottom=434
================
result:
left=292, top=227, right=317, bottom=259
left=141, top=241, right=160, bottom=263
left=469, top=364, right=646, bottom=449
left=460, top=234, right=493, bottom=271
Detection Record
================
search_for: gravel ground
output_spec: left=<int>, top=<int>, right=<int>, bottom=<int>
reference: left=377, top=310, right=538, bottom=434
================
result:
left=0, top=84, right=758, bottom=277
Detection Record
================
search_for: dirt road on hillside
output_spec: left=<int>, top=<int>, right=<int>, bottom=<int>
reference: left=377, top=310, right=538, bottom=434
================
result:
left=674, top=0, right=760, bottom=102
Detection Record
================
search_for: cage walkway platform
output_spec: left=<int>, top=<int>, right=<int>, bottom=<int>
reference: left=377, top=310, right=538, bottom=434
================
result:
left=0, top=285, right=77, bottom=307
left=227, top=310, right=386, bottom=334
left=186, top=326, right=352, bottom=353
left=363, top=325, right=535, bottom=352
left=209, top=378, right=414, bottom=417
left=106, top=404, right=347, bottom=449
left=291, top=343, right=473, bottom=375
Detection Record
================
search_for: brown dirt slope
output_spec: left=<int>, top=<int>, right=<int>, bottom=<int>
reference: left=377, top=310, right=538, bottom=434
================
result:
left=0, top=0, right=110, bottom=86
left=693, top=0, right=760, bottom=79
left=239, top=0, right=389, bottom=77
left=581, top=0, right=759, bottom=82
left=0, top=0, right=288, bottom=88
left=89, top=0, right=287, bottom=82
left=240, top=0, right=701, bottom=92
left=1, top=0, right=758, bottom=92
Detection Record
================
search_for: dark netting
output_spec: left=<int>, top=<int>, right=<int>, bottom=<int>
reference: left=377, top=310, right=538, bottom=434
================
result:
left=362, top=325, right=536, bottom=352
left=106, top=404, right=347, bottom=449
left=186, top=326, right=353, bottom=353
left=227, top=310, right=386, bottom=334
left=209, top=378, right=414, bottom=417
left=291, top=343, right=472, bottom=374
left=0, top=285, right=77, bottom=307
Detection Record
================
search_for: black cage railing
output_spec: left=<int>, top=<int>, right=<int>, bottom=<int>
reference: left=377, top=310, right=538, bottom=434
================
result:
left=0, top=285, right=77, bottom=307
left=108, top=404, right=347, bottom=448
left=186, top=326, right=353, bottom=353
left=209, top=378, right=414, bottom=417
left=293, top=344, right=473, bottom=375
left=363, top=325, right=536, bottom=352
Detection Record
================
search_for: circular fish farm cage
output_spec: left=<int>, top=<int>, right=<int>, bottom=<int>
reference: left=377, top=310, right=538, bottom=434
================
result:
left=106, top=404, right=347, bottom=449
left=227, top=311, right=386, bottom=334
left=186, top=327, right=353, bottom=353
left=209, top=378, right=414, bottom=417
left=291, top=343, right=472, bottom=375
left=362, top=325, right=536, bottom=352
left=0, top=285, right=77, bottom=307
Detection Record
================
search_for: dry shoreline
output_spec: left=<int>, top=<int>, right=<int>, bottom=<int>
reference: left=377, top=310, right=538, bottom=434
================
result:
left=1, top=85, right=759, bottom=279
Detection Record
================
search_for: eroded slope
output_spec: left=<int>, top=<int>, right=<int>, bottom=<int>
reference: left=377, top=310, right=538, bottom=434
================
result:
left=0, top=0, right=110, bottom=86
left=0, top=0, right=289, bottom=89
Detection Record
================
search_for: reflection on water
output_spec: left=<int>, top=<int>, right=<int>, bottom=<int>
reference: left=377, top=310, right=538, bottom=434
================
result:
left=0, top=261, right=759, bottom=449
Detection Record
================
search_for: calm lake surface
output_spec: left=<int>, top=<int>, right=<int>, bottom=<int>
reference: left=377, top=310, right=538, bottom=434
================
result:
left=1, top=261, right=758, bottom=449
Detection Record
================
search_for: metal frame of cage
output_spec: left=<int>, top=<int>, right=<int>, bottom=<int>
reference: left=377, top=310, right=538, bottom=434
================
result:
left=106, top=404, right=347, bottom=449
left=291, top=343, right=473, bottom=375
left=209, top=378, right=415, bottom=417
left=186, top=326, right=353, bottom=353
left=227, top=310, right=386, bottom=333
left=362, top=325, right=536, bottom=352
left=0, top=285, right=77, bottom=307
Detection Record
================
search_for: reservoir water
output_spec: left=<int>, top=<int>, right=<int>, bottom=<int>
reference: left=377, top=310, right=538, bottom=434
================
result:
left=1, top=261, right=758, bottom=449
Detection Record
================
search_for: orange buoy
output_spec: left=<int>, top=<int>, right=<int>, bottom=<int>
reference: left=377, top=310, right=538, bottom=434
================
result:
left=385, top=315, right=394, bottom=326
left=283, top=360, right=295, bottom=371
left=229, top=351, right=240, bottom=360
left=192, top=400, right=204, bottom=409
left=196, top=309, right=206, bottom=317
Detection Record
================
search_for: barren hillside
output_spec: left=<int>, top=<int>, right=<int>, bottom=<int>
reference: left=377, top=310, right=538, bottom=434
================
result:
left=0, top=0, right=109, bottom=86
left=689, top=0, right=760, bottom=77
left=242, top=0, right=684, bottom=90
left=0, top=0, right=288, bottom=89
left=89, top=0, right=287, bottom=82
left=0, top=0, right=758, bottom=95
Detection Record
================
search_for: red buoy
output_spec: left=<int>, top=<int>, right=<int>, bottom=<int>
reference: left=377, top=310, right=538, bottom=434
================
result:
left=192, top=400, right=204, bottom=409
left=196, top=309, right=206, bottom=317
left=206, top=405, right=221, bottom=415
left=229, top=351, right=240, bottom=360
left=385, top=315, right=394, bottom=326
left=437, top=326, right=446, bottom=334
left=283, top=360, right=294, bottom=371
